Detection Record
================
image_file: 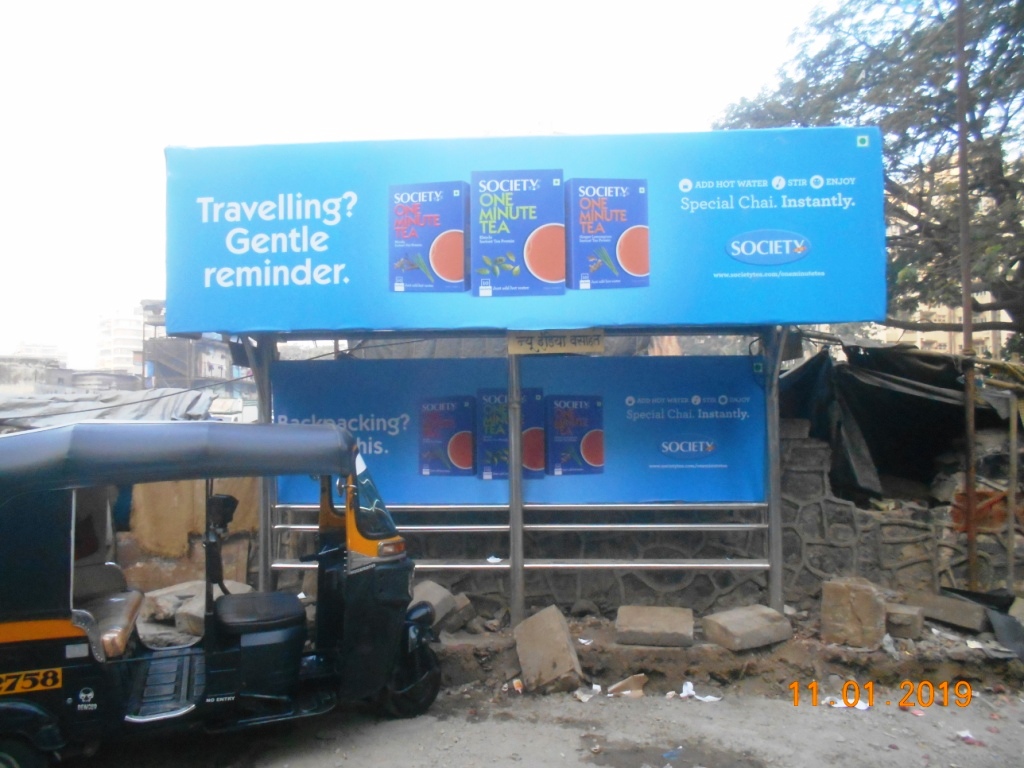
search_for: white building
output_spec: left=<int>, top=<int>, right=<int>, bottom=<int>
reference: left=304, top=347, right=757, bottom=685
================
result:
left=96, top=305, right=144, bottom=374
left=884, top=302, right=1007, bottom=358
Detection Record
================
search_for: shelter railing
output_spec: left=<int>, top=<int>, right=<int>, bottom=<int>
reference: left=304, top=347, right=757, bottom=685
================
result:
left=270, top=502, right=770, bottom=573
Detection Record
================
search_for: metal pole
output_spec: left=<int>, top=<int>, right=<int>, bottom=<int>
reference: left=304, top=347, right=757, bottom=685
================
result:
left=1008, top=392, right=1018, bottom=589
left=766, top=326, right=786, bottom=611
left=244, top=334, right=276, bottom=591
left=956, top=0, right=978, bottom=590
left=508, top=353, right=525, bottom=627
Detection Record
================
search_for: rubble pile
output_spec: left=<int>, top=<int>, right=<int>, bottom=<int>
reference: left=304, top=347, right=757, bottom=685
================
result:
left=410, top=579, right=1024, bottom=699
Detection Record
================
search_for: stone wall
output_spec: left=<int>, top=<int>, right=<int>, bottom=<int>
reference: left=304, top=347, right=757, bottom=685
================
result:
left=407, top=418, right=1022, bottom=616
left=780, top=419, right=1020, bottom=608
left=403, top=524, right=768, bottom=617
left=780, top=420, right=938, bottom=607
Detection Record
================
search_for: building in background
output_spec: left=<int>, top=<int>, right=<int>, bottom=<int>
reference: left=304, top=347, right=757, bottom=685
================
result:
left=1, top=301, right=255, bottom=412
left=141, top=300, right=257, bottom=419
left=97, top=305, right=145, bottom=374
left=884, top=301, right=1007, bottom=358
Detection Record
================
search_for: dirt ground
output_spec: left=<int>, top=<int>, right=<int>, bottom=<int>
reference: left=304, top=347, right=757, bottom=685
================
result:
left=74, top=679, right=1023, bottom=768
left=73, top=614, right=1024, bottom=768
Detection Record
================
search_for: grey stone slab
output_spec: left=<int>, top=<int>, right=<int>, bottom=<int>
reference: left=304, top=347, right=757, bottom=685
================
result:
left=513, top=605, right=582, bottom=693
left=439, top=592, right=477, bottom=633
left=615, top=605, right=694, bottom=647
left=885, top=602, right=924, bottom=640
left=702, top=604, right=792, bottom=652
left=907, top=591, right=989, bottom=633
left=412, top=579, right=456, bottom=629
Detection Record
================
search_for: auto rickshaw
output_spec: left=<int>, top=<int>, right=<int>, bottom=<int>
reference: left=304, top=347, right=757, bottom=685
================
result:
left=0, top=421, right=439, bottom=767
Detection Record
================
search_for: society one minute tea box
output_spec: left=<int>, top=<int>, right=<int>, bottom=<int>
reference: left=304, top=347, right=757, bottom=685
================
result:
left=419, top=395, right=476, bottom=476
left=476, top=388, right=545, bottom=480
left=470, top=170, right=565, bottom=297
left=389, top=181, right=470, bottom=292
left=545, top=395, right=604, bottom=476
left=566, top=179, right=649, bottom=290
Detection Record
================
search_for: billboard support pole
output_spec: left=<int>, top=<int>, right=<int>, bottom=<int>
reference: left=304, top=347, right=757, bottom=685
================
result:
left=765, top=326, right=786, bottom=612
left=508, top=352, right=526, bottom=627
left=245, top=333, right=277, bottom=592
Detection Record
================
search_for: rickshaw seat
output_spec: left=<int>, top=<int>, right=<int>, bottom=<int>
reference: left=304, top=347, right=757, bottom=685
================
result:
left=73, top=562, right=128, bottom=602
left=76, top=589, right=144, bottom=659
left=72, top=563, right=143, bottom=659
left=214, top=591, right=306, bottom=636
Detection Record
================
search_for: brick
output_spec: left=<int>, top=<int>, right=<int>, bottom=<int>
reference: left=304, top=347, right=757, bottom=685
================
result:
left=615, top=605, right=694, bottom=647
left=820, top=577, right=886, bottom=649
left=885, top=603, right=924, bottom=640
left=907, top=592, right=988, bottom=633
left=513, top=605, right=582, bottom=693
left=702, top=604, right=792, bottom=651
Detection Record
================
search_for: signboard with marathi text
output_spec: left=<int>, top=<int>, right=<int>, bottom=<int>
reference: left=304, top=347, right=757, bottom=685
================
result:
left=166, top=127, right=884, bottom=334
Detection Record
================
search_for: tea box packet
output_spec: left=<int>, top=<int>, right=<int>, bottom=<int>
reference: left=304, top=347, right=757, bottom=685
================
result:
left=470, top=170, right=565, bottom=297
left=477, top=388, right=545, bottom=480
left=389, top=181, right=470, bottom=292
left=545, top=395, right=604, bottom=475
left=419, top=395, right=476, bottom=476
left=566, top=178, right=649, bottom=290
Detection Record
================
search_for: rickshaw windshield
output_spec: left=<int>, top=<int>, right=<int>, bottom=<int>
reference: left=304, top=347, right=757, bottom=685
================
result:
left=353, top=453, right=399, bottom=539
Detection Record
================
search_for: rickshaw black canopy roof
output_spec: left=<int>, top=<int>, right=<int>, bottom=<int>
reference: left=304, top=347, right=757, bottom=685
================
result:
left=0, top=420, right=359, bottom=499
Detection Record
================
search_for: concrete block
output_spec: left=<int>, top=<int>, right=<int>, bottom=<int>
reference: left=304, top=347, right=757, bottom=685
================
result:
left=820, top=577, right=886, bottom=649
left=907, top=592, right=988, bottom=633
left=702, top=604, right=792, bottom=652
left=412, top=579, right=456, bottom=629
left=780, top=419, right=811, bottom=439
left=615, top=605, right=694, bottom=647
left=439, top=593, right=477, bottom=633
left=513, top=605, right=582, bottom=693
left=885, top=603, right=924, bottom=640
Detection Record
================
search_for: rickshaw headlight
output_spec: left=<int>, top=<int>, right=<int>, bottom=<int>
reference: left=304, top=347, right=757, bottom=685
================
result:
left=377, top=538, right=406, bottom=558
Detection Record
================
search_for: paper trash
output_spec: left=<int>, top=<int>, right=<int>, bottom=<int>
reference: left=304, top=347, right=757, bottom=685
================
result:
left=607, top=674, right=648, bottom=698
left=679, top=681, right=722, bottom=702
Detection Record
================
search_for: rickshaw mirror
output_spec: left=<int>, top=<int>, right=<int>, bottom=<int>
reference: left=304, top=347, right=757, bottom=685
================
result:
left=207, top=493, right=238, bottom=532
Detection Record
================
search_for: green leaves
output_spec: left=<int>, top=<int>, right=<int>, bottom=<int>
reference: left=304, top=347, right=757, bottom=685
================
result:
left=413, top=254, right=434, bottom=282
left=478, top=252, right=522, bottom=280
left=596, top=247, right=618, bottom=276
left=718, top=0, right=1024, bottom=340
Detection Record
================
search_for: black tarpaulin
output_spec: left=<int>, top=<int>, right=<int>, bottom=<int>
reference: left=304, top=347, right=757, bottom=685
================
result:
left=781, top=345, right=1006, bottom=494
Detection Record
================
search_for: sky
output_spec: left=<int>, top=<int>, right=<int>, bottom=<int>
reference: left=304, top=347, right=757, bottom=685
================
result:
left=0, top=0, right=828, bottom=368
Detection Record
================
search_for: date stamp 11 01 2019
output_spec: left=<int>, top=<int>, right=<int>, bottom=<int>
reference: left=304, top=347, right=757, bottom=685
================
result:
left=790, top=680, right=973, bottom=708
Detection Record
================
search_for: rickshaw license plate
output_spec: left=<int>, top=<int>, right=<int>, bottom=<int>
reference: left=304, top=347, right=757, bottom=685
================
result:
left=0, top=668, right=62, bottom=695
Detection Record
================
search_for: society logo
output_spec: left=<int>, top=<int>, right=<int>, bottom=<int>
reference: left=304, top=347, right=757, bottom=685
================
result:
left=727, top=230, right=810, bottom=266
left=661, top=439, right=717, bottom=456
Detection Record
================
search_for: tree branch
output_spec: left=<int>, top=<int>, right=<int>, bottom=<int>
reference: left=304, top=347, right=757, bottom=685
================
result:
left=971, top=295, right=1024, bottom=313
left=884, top=317, right=1019, bottom=332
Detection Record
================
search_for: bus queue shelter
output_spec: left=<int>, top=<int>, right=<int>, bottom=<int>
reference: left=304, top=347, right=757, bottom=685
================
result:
left=165, top=128, right=885, bottom=623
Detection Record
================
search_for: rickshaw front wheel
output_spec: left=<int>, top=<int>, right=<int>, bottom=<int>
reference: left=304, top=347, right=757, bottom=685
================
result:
left=378, top=646, right=441, bottom=718
left=0, top=738, right=47, bottom=768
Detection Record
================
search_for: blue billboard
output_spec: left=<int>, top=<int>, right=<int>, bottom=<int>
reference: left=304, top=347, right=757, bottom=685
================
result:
left=271, top=356, right=766, bottom=506
left=166, top=128, right=884, bottom=334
